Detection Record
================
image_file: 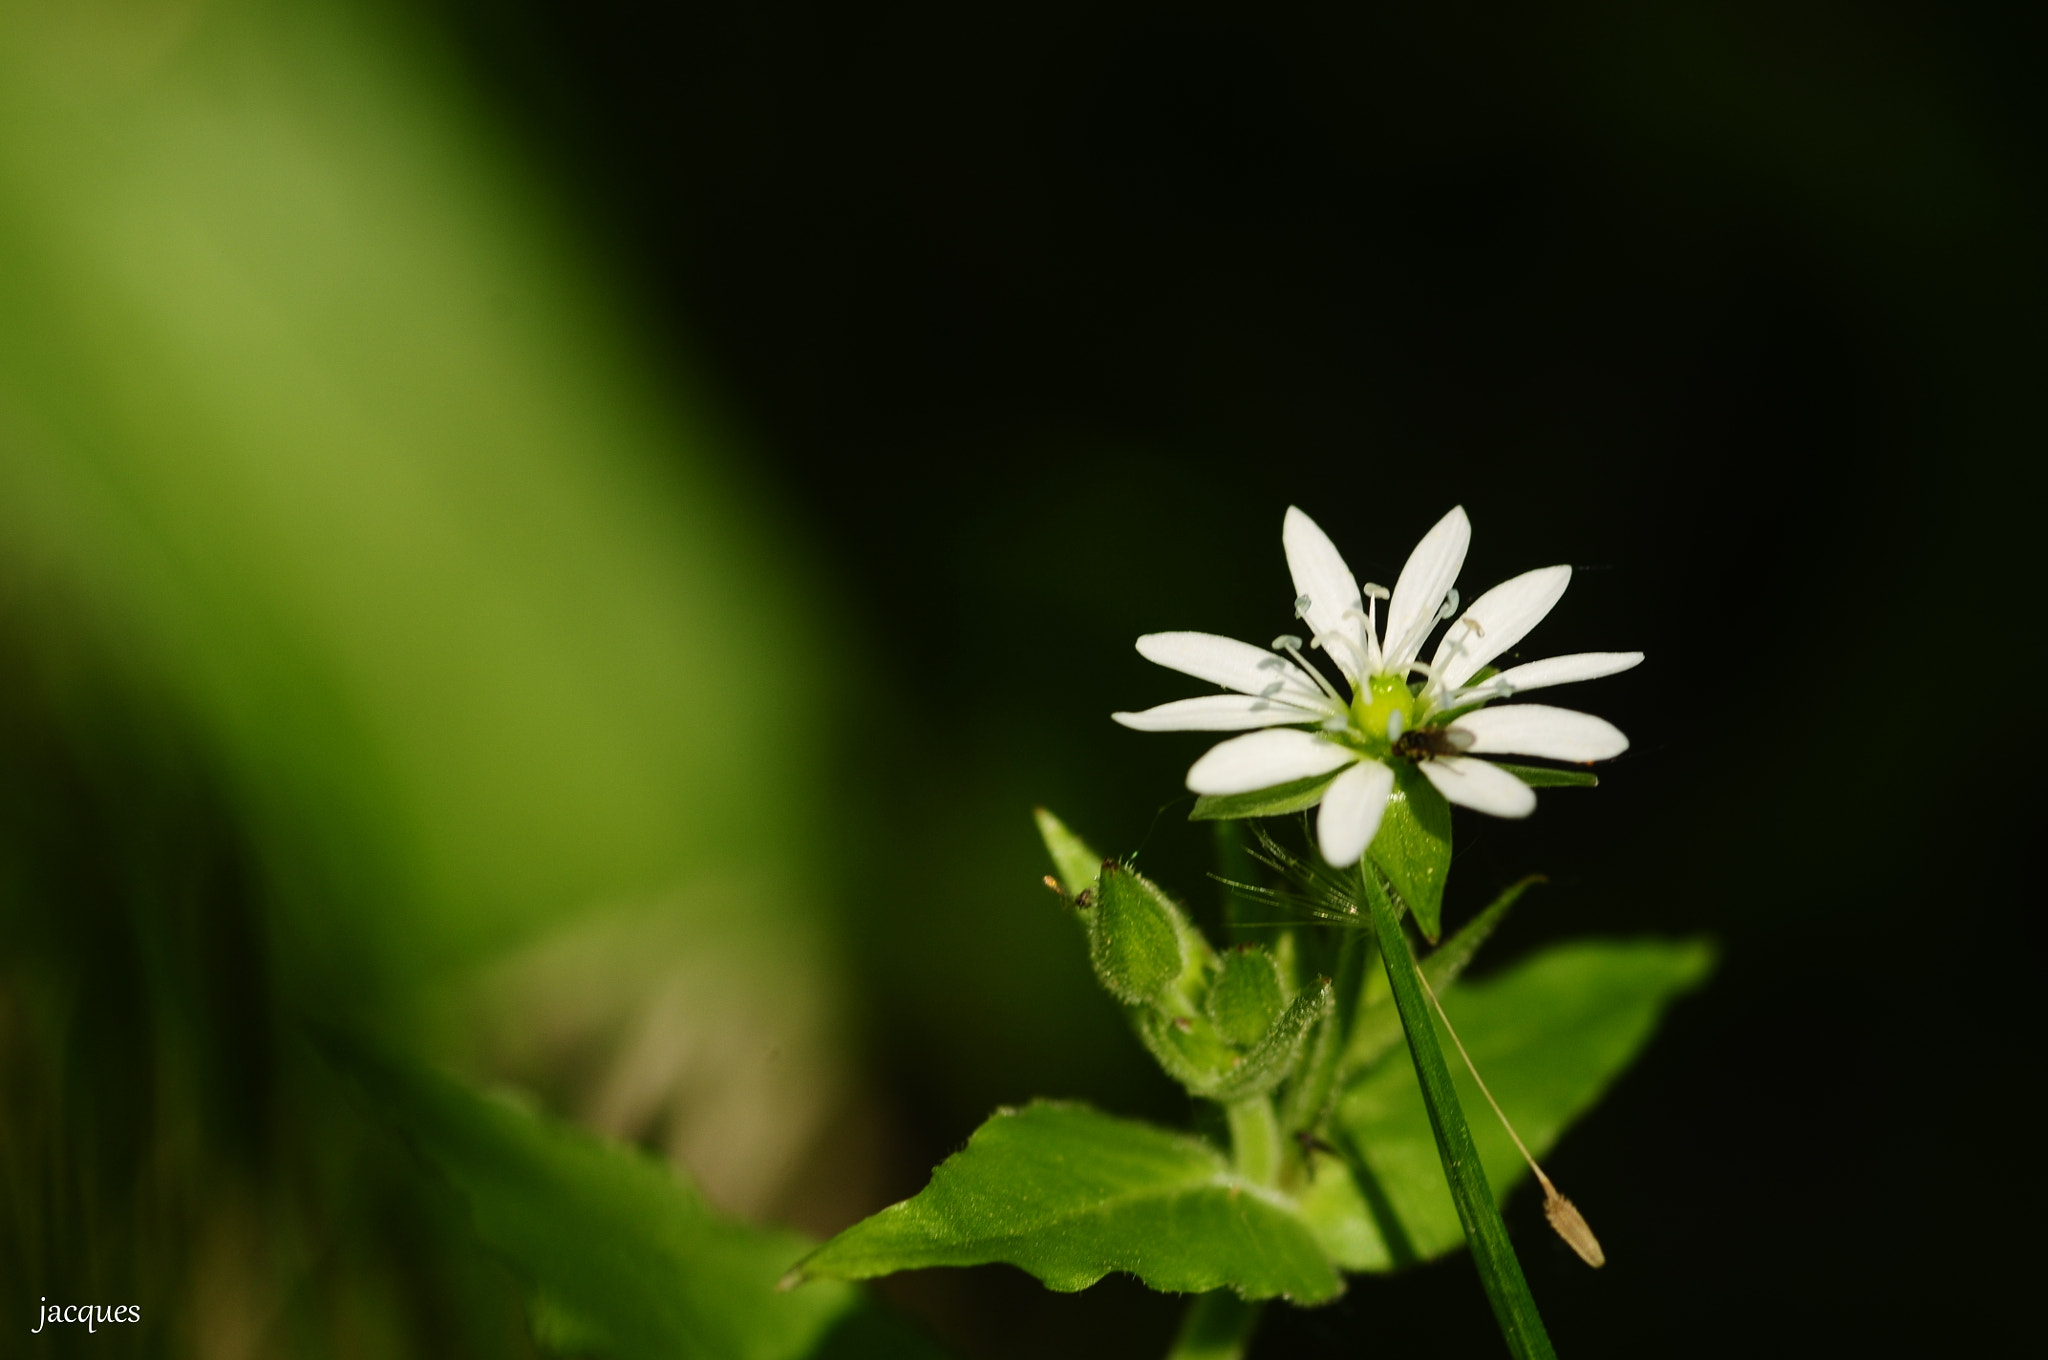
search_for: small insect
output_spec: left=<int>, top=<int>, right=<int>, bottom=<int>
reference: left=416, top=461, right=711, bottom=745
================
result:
left=1293, top=1129, right=1338, bottom=1160
left=1392, top=725, right=1475, bottom=762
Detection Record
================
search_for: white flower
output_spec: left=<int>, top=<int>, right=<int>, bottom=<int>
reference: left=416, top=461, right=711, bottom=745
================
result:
left=1113, top=506, right=1642, bottom=867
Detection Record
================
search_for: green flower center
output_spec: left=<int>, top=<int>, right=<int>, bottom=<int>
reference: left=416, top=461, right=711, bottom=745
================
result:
left=1349, top=674, right=1417, bottom=754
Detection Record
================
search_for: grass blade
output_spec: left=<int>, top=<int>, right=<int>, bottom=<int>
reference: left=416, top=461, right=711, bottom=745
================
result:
left=1362, top=867, right=1556, bottom=1360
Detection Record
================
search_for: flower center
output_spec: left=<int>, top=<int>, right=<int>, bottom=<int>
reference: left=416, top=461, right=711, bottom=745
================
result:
left=1349, top=674, right=1416, bottom=753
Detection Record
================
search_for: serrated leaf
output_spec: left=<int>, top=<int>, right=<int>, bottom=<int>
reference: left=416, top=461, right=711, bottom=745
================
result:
left=796, top=1102, right=1342, bottom=1304
left=1494, top=764, right=1599, bottom=789
left=1304, top=938, right=1713, bottom=1270
left=1343, top=876, right=1540, bottom=1076
left=1367, top=764, right=1453, bottom=942
left=1207, top=946, right=1287, bottom=1047
left=315, top=1028, right=942, bottom=1360
left=1190, top=770, right=1342, bottom=822
left=1034, top=807, right=1104, bottom=898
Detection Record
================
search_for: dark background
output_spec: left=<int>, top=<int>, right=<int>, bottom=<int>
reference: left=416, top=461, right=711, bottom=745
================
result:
left=429, top=1, right=2042, bottom=1355
left=7, top=1, right=2042, bottom=1356
left=435, top=2, right=2043, bottom=1354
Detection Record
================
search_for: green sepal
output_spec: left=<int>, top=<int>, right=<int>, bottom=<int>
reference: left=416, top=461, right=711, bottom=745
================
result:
left=1207, top=946, right=1288, bottom=1047
left=794, top=1101, right=1343, bottom=1304
left=1190, top=770, right=1342, bottom=822
left=1366, top=763, right=1453, bottom=942
left=1035, top=806, right=1105, bottom=897
left=1493, top=764, right=1599, bottom=788
left=1133, top=1008, right=1243, bottom=1092
left=1137, top=976, right=1333, bottom=1102
left=1201, top=978, right=1334, bottom=1102
left=1088, top=861, right=1193, bottom=1007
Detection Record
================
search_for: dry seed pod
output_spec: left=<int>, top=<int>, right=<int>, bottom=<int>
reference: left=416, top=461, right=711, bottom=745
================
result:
left=1540, top=1182, right=1606, bottom=1268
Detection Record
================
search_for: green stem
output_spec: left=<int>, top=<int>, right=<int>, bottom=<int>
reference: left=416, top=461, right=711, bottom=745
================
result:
left=1225, top=1096, right=1281, bottom=1186
left=1362, top=867, right=1556, bottom=1360
left=1166, top=1290, right=1265, bottom=1360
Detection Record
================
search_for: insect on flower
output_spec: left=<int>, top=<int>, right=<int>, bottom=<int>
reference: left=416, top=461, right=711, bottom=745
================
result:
left=1113, top=506, right=1642, bottom=866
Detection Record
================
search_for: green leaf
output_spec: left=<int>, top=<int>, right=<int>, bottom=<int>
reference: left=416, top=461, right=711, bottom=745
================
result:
left=1088, top=862, right=1192, bottom=1007
left=1190, top=771, right=1342, bottom=822
left=795, top=1102, right=1343, bottom=1304
left=1305, top=936, right=1715, bottom=1272
left=315, top=1028, right=942, bottom=1360
left=1366, top=763, right=1453, bottom=942
left=1494, top=764, right=1599, bottom=789
left=1207, top=946, right=1287, bottom=1047
left=1034, top=807, right=1104, bottom=898
left=1343, top=875, right=1540, bottom=1076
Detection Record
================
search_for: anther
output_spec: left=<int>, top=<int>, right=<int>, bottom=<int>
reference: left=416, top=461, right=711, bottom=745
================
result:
left=1271, top=635, right=1345, bottom=704
left=1437, top=588, right=1461, bottom=623
left=1293, top=593, right=1313, bottom=620
left=1360, top=583, right=1390, bottom=600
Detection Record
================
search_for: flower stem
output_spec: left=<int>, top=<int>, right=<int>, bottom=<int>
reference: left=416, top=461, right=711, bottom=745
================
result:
left=1166, top=1290, right=1264, bottom=1360
left=1225, top=1096, right=1281, bottom=1186
left=1362, top=866, right=1557, bottom=1360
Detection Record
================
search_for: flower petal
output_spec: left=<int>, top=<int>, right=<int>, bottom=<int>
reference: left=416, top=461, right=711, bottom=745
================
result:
left=1113, top=694, right=1329, bottom=731
left=1419, top=755, right=1537, bottom=818
left=1283, top=507, right=1370, bottom=681
left=1135, top=632, right=1327, bottom=705
left=1453, top=651, right=1644, bottom=704
left=1316, top=759, right=1395, bottom=867
left=1383, top=506, right=1471, bottom=670
left=1453, top=704, right=1629, bottom=762
left=1429, top=565, right=1571, bottom=693
left=1185, top=729, right=1357, bottom=796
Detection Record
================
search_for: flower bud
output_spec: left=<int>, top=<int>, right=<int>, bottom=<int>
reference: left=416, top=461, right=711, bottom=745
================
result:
left=1086, top=862, right=1189, bottom=1007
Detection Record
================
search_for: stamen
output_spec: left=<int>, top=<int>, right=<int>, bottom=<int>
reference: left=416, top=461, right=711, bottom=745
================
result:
left=1271, top=635, right=1345, bottom=704
left=1386, top=587, right=1457, bottom=673
left=1294, top=593, right=1313, bottom=621
left=1360, top=583, right=1389, bottom=668
left=1313, top=621, right=1374, bottom=682
left=1437, top=587, right=1461, bottom=622
left=1415, top=964, right=1606, bottom=1269
left=1339, top=607, right=1384, bottom=676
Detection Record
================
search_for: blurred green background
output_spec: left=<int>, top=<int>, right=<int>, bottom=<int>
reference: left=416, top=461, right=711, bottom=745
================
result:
left=1, top=0, right=2039, bottom=1356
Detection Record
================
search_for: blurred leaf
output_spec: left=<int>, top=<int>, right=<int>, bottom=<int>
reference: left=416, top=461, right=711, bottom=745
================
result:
left=796, top=1101, right=1342, bottom=1304
left=316, top=1028, right=942, bottom=1360
left=1034, top=807, right=1102, bottom=898
left=1495, top=765, right=1599, bottom=789
left=0, top=0, right=828, bottom=981
left=1303, top=938, right=1714, bottom=1271
left=1367, top=765, right=1452, bottom=942
left=1190, top=771, right=1341, bottom=823
left=1343, top=876, right=1540, bottom=1075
